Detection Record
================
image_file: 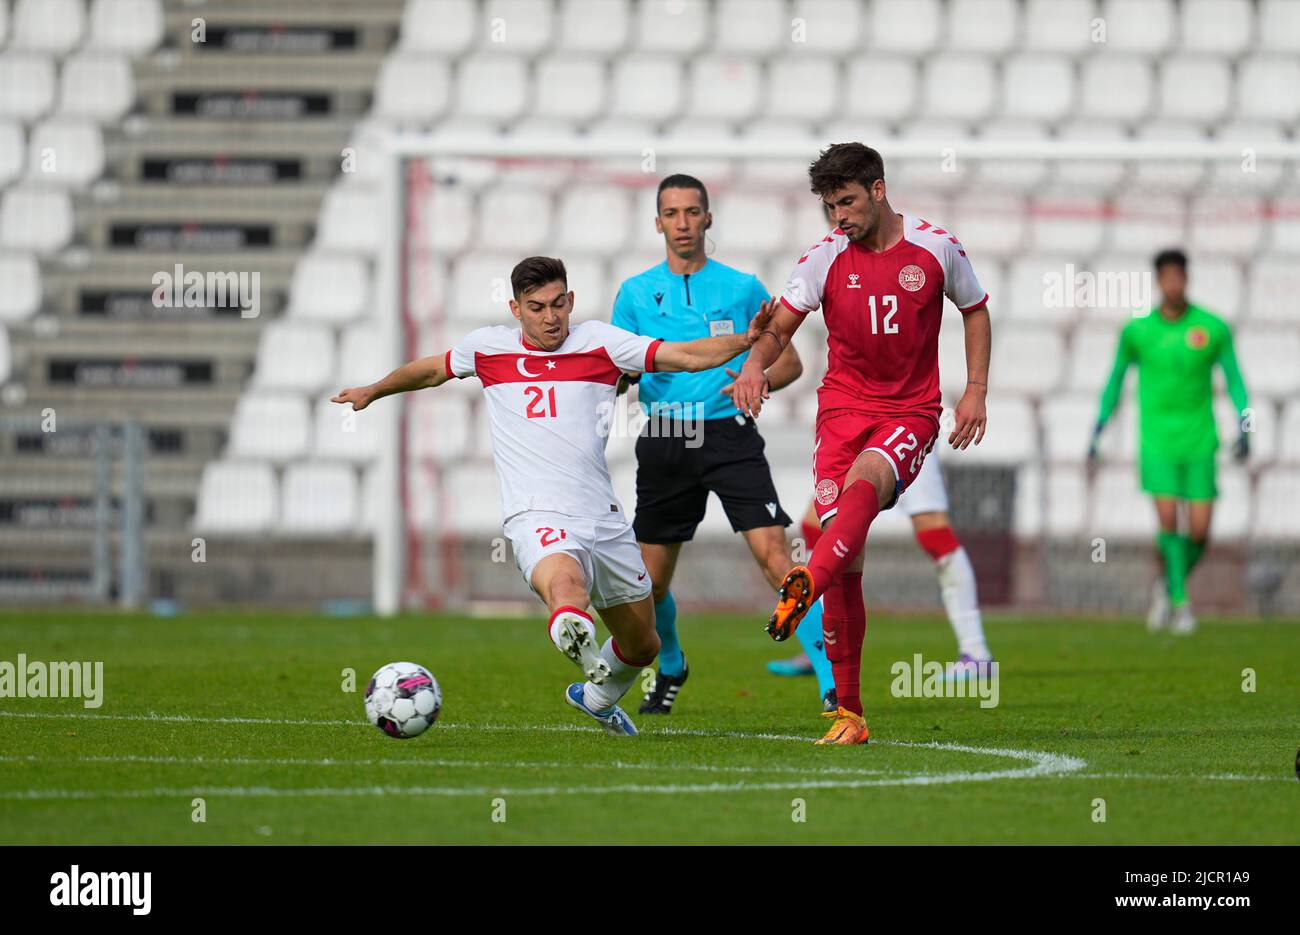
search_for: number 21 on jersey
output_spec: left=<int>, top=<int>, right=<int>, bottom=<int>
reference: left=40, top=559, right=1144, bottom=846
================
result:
left=524, top=385, right=557, bottom=419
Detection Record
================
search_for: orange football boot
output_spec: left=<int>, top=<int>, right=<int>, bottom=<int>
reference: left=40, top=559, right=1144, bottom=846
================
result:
left=766, top=565, right=816, bottom=642
left=814, top=706, right=870, bottom=745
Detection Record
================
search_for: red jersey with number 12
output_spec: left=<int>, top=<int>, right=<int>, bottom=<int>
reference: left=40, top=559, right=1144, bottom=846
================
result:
left=780, top=214, right=988, bottom=420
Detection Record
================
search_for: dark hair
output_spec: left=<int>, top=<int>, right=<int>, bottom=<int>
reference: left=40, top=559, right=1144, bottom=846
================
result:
left=510, top=256, right=567, bottom=298
left=808, top=142, right=885, bottom=198
left=656, top=174, right=709, bottom=213
left=1153, top=248, right=1188, bottom=273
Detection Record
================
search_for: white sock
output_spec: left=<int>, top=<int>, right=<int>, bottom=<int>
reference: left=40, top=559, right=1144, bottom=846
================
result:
left=936, top=546, right=991, bottom=661
left=548, top=607, right=595, bottom=651
left=583, top=638, right=644, bottom=712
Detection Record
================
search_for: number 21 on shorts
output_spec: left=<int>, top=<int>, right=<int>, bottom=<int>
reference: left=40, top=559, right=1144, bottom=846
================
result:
left=536, top=527, right=567, bottom=547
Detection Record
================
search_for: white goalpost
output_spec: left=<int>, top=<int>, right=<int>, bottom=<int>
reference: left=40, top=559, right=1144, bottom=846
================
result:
left=372, top=134, right=1300, bottom=617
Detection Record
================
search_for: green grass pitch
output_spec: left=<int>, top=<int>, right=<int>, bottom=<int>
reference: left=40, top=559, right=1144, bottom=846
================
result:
left=1, top=609, right=1297, bottom=844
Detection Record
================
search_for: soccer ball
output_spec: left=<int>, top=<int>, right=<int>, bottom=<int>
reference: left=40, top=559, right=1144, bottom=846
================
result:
left=364, top=662, right=441, bottom=738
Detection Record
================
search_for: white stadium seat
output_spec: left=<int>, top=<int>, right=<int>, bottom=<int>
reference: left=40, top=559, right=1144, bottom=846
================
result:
left=336, top=323, right=385, bottom=392
left=635, top=0, right=707, bottom=53
left=454, top=54, right=528, bottom=122
left=976, top=121, right=1051, bottom=195
left=1054, top=120, right=1128, bottom=195
left=687, top=56, right=761, bottom=122
left=954, top=398, right=1036, bottom=464
left=1259, top=0, right=1300, bottom=52
left=194, top=462, right=278, bottom=533
left=713, top=0, right=785, bottom=53
left=279, top=463, right=359, bottom=535
left=451, top=252, right=517, bottom=323
left=316, top=186, right=380, bottom=253
left=1181, top=0, right=1253, bottom=55
left=534, top=57, right=606, bottom=122
left=1213, top=466, right=1251, bottom=540
left=1234, top=57, right=1300, bottom=123
left=555, top=184, right=631, bottom=253
left=1079, top=57, right=1153, bottom=123
left=1246, top=256, right=1300, bottom=322
left=1188, top=194, right=1263, bottom=258
left=869, top=0, right=941, bottom=54
left=1043, top=463, right=1086, bottom=538
left=1028, top=191, right=1106, bottom=254
left=786, top=0, right=864, bottom=53
left=922, top=55, right=996, bottom=122
left=1000, top=55, right=1075, bottom=122
left=0, top=325, right=9, bottom=383
left=0, top=1, right=8, bottom=47
left=0, top=251, right=40, bottom=322
left=947, top=0, right=1019, bottom=54
left=994, top=327, right=1065, bottom=396
left=1158, top=56, right=1231, bottom=124
left=12, top=0, right=83, bottom=53
left=1004, top=253, right=1076, bottom=324
left=407, top=391, right=474, bottom=465
left=253, top=323, right=336, bottom=394
left=611, top=55, right=682, bottom=121
left=1068, top=326, right=1125, bottom=394
left=476, top=185, right=551, bottom=251
left=708, top=192, right=786, bottom=253
left=418, top=184, right=474, bottom=253
left=482, top=0, right=554, bottom=54
left=949, top=194, right=1026, bottom=260
left=1093, top=464, right=1158, bottom=538
left=374, top=56, right=450, bottom=123
left=1042, top=395, right=1122, bottom=463
left=766, top=58, right=840, bottom=122
left=1209, top=122, right=1288, bottom=191
left=59, top=53, right=133, bottom=122
left=556, top=0, right=630, bottom=54
left=228, top=394, right=311, bottom=462
left=314, top=394, right=382, bottom=463
left=561, top=254, right=609, bottom=317
left=1235, top=328, right=1300, bottom=398
left=0, top=53, right=56, bottom=121
left=443, top=462, right=505, bottom=533
left=0, top=185, right=72, bottom=254
left=25, top=119, right=103, bottom=187
left=1253, top=469, right=1300, bottom=538
left=1215, top=396, right=1275, bottom=464
left=1098, top=0, right=1175, bottom=54
left=1277, top=404, right=1300, bottom=464
left=0, top=121, right=23, bottom=186
left=87, top=0, right=163, bottom=53
left=1023, top=0, right=1097, bottom=54
left=844, top=57, right=917, bottom=122
left=288, top=252, right=370, bottom=324
left=1131, top=121, right=1206, bottom=194
left=401, top=0, right=477, bottom=54
left=1187, top=257, right=1243, bottom=321
left=1108, top=194, right=1187, bottom=254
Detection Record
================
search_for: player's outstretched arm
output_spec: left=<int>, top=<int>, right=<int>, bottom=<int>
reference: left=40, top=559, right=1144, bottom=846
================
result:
left=653, top=297, right=776, bottom=375
left=950, top=305, right=991, bottom=450
left=331, top=353, right=452, bottom=412
left=731, top=300, right=803, bottom=417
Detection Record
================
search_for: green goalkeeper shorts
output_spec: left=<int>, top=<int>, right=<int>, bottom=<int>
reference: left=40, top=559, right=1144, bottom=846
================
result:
left=1139, top=454, right=1218, bottom=500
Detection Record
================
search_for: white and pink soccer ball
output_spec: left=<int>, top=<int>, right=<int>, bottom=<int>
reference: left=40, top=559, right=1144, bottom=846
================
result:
left=365, top=662, right=441, bottom=738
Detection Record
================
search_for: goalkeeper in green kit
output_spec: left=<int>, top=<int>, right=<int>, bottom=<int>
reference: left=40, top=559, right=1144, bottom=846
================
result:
left=1090, top=249, right=1250, bottom=635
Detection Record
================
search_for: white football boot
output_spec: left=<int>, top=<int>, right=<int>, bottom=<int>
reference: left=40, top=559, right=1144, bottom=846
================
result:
left=1170, top=602, right=1198, bottom=635
left=1146, top=581, right=1171, bottom=632
left=549, top=611, right=611, bottom=684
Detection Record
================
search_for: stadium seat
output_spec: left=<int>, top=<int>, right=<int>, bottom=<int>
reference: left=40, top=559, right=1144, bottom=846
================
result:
left=890, top=119, right=976, bottom=195
left=1158, top=56, right=1231, bottom=125
left=228, top=394, right=312, bottom=463
left=0, top=53, right=56, bottom=121
left=1029, top=191, right=1107, bottom=255
left=610, top=55, right=682, bottom=121
left=556, top=0, right=630, bottom=54
left=1236, top=327, right=1300, bottom=398
left=713, top=0, right=785, bottom=53
left=1067, top=326, right=1124, bottom=394
left=787, top=0, right=864, bottom=53
left=287, top=252, right=370, bottom=324
left=1181, top=0, right=1253, bottom=55
left=0, top=121, right=22, bottom=186
left=560, top=253, right=609, bottom=317
left=994, top=327, right=1065, bottom=396
left=869, top=0, right=941, bottom=54
left=686, top=56, right=761, bottom=122
left=1014, top=464, right=1043, bottom=538
left=1212, top=466, right=1251, bottom=540
left=1054, top=120, right=1129, bottom=194
left=954, top=398, right=1036, bottom=464
left=1209, top=121, right=1288, bottom=191
left=1108, top=193, right=1187, bottom=254
left=1276, top=404, right=1300, bottom=464
left=407, top=389, right=474, bottom=464
left=1041, top=395, right=1113, bottom=463
left=1079, top=57, right=1153, bottom=123
left=26, top=119, right=103, bottom=187
left=1093, top=464, right=1158, bottom=538
left=1245, top=255, right=1300, bottom=322
left=1215, top=395, right=1276, bottom=464
left=1259, top=0, right=1300, bottom=52
left=0, top=251, right=39, bottom=321
left=947, top=0, right=1019, bottom=54
left=0, top=185, right=72, bottom=253
left=374, top=55, right=451, bottom=123
left=922, top=55, right=996, bottom=123
left=1023, top=0, right=1097, bottom=54
left=534, top=56, right=606, bottom=122
left=635, top=0, right=707, bottom=53
left=11, top=0, right=83, bottom=53
left=482, top=0, right=554, bottom=54
left=335, top=322, right=386, bottom=390
left=401, top=0, right=477, bottom=54
left=87, top=0, right=163, bottom=53
left=443, top=461, right=505, bottom=533
left=708, top=191, right=786, bottom=253
left=193, top=461, right=278, bottom=533
left=1098, top=0, right=1176, bottom=54
left=252, top=323, right=336, bottom=394
left=1253, top=469, right=1300, bottom=538
left=418, top=184, right=474, bottom=253
left=555, top=184, right=631, bottom=253
left=1131, top=121, right=1207, bottom=194
left=1189, top=194, right=1263, bottom=257
left=451, top=252, right=517, bottom=323
left=843, top=57, right=916, bottom=122
left=279, top=463, right=359, bottom=535
left=0, top=1, right=8, bottom=47
left=764, top=58, right=839, bottom=123
left=454, top=54, right=528, bottom=122
left=1186, top=256, right=1243, bottom=320
left=476, top=185, right=551, bottom=251
left=314, top=393, right=381, bottom=463
left=999, top=55, right=1074, bottom=123
left=1234, top=56, right=1300, bottom=123
left=58, top=53, right=133, bottom=122
left=316, top=186, right=381, bottom=254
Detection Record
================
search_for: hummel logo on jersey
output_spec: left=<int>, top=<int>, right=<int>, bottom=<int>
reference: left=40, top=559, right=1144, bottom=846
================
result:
left=847, top=273, right=861, bottom=289
left=832, top=538, right=849, bottom=559
left=653, top=292, right=664, bottom=306
left=824, top=628, right=837, bottom=646
left=766, top=502, right=778, bottom=518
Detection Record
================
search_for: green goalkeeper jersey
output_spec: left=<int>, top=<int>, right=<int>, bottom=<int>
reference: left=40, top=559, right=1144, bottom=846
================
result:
left=1096, top=303, right=1249, bottom=460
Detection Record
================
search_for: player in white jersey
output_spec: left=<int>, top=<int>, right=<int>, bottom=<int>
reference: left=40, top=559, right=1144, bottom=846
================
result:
left=332, top=257, right=775, bottom=736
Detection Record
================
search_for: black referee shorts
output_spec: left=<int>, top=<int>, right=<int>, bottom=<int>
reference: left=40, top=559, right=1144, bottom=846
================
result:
left=632, top=414, right=793, bottom=545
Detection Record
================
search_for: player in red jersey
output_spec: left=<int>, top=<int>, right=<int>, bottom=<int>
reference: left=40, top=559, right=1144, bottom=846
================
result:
left=732, top=143, right=992, bottom=745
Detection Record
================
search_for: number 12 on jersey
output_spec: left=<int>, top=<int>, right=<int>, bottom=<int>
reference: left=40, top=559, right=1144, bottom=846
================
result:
left=524, top=385, right=557, bottom=419
left=868, top=295, right=899, bottom=335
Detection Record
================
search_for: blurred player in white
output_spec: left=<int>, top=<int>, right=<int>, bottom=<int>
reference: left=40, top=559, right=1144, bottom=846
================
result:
left=333, top=257, right=774, bottom=737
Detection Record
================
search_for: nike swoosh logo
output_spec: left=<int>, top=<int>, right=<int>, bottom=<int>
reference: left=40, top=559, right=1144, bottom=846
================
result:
left=637, top=572, right=647, bottom=580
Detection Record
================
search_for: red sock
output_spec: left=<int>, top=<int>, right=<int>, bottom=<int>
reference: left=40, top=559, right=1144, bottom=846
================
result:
left=808, top=482, right=880, bottom=591
left=822, top=572, right=866, bottom=716
left=915, top=526, right=960, bottom=561
left=800, top=518, right=823, bottom=550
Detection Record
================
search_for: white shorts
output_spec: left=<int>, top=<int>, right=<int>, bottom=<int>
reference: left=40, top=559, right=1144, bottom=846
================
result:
left=894, top=452, right=950, bottom=517
left=504, top=510, right=652, bottom=611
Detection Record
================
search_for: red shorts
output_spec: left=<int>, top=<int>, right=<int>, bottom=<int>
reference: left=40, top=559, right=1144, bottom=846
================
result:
left=812, top=409, right=940, bottom=522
